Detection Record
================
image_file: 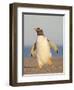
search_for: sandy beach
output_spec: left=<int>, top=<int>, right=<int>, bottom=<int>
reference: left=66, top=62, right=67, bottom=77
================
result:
left=24, top=57, right=63, bottom=74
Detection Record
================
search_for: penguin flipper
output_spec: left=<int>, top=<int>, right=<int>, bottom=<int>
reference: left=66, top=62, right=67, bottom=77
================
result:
left=31, top=42, right=36, bottom=57
left=48, top=39, right=58, bottom=53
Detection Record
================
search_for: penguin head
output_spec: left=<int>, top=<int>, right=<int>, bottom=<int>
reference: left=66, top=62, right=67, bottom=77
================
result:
left=34, top=27, right=44, bottom=36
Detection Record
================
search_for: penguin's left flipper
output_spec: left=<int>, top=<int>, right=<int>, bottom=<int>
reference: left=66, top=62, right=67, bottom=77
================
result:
left=54, top=47, right=58, bottom=54
left=56, top=49, right=58, bottom=54
left=47, top=39, right=58, bottom=54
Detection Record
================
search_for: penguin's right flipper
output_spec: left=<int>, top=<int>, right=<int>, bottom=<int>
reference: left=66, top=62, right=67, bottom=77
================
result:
left=31, top=42, right=36, bottom=57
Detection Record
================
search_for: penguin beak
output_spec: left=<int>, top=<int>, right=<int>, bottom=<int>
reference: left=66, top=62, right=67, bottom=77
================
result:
left=34, top=28, right=37, bottom=32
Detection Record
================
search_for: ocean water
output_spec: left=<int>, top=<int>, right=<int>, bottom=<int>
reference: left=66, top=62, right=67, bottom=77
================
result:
left=24, top=46, right=63, bottom=57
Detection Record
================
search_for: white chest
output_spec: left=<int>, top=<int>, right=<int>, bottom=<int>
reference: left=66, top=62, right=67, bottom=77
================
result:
left=37, top=36, right=51, bottom=58
left=37, top=36, right=48, bottom=48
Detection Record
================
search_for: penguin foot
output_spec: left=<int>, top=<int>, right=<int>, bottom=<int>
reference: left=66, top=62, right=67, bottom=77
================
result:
left=38, top=63, right=43, bottom=69
left=48, top=59, right=53, bottom=66
left=39, top=65, right=42, bottom=69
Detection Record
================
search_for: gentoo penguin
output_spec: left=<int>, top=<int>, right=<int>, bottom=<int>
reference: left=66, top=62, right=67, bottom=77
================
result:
left=31, top=27, right=58, bottom=69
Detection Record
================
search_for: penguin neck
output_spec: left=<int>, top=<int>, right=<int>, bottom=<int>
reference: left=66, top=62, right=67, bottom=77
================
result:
left=37, top=35, right=45, bottom=39
left=37, top=35, right=46, bottom=42
left=37, top=33, right=44, bottom=36
left=37, top=35, right=44, bottom=37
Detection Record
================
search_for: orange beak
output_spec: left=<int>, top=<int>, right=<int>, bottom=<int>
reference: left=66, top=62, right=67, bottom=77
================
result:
left=34, top=28, right=37, bottom=32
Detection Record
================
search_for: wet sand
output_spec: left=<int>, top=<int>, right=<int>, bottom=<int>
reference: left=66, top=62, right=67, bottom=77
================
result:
left=24, top=57, right=63, bottom=74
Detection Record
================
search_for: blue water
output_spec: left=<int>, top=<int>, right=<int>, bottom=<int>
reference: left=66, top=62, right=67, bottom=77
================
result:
left=24, top=46, right=63, bottom=57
